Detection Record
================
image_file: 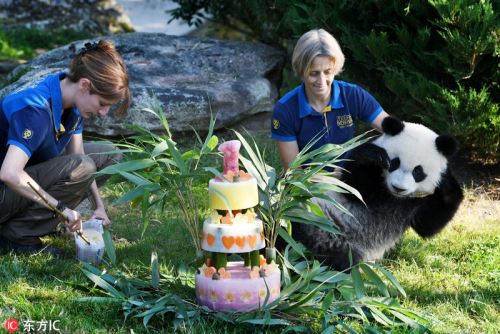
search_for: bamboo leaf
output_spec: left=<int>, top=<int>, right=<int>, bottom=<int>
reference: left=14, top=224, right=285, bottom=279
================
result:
left=157, top=158, right=177, bottom=167
left=388, top=309, right=419, bottom=328
left=359, top=263, right=389, bottom=297
left=322, top=290, right=334, bottom=312
left=206, top=135, right=218, bottom=151
left=354, top=305, right=370, bottom=323
left=233, top=130, right=268, bottom=181
left=312, top=270, right=349, bottom=284
left=102, top=229, right=116, bottom=266
left=151, top=140, right=169, bottom=157
left=97, top=159, right=155, bottom=175
left=165, top=138, right=188, bottom=174
left=140, top=189, right=151, bottom=238
left=351, top=266, right=365, bottom=299
left=151, top=251, right=160, bottom=289
left=118, top=171, right=152, bottom=186
left=239, top=154, right=268, bottom=190
left=81, top=269, right=125, bottom=299
left=365, top=305, right=392, bottom=326
left=113, top=184, right=160, bottom=206
left=365, top=262, right=406, bottom=297
left=204, top=167, right=227, bottom=181
left=200, top=113, right=217, bottom=154
left=278, top=227, right=305, bottom=258
left=76, top=297, right=119, bottom=303
left=320, top=325, right=336, bottom=334
left=311, top=174, right=364, bottom=203
left=181, top=149, right=200, bottom=161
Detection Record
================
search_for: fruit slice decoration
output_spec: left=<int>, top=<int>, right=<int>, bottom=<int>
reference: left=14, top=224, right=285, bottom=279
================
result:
left=207, top=233, right=216, bottom=246
left=222, top=236, right=235, bottom=249
left=247, top=235, right=257, bottom=248
left=218, top=140, right=241, bottom=181
left=235, top=236, right=246, bottom=249
left=202, top=264, right=216, bottom=278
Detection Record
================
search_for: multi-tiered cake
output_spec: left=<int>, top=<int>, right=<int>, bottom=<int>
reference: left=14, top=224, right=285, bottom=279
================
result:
left=195, top=140, right=280, bottom=312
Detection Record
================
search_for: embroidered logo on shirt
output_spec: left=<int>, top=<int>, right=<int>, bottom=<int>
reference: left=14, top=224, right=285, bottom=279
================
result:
left=273, top=119, right=280, bottom=130
left=70, top=122, right=79, bottom=132
left=22, top=129, right=33, bottom=139
left=336, top=115, right=353, bottom=128
left=56, top=124, right=66, bottom=140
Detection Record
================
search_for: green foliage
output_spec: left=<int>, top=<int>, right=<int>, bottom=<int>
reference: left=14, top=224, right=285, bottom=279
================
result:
left=97, top=97, right=219, bottom=254
left=170, top=0, right=500, bottom=161
left=428, top=85, right=499, bottom=161
left=0, top=27, right=91, bottom=60
left=0, top=30, right=24, bottom=60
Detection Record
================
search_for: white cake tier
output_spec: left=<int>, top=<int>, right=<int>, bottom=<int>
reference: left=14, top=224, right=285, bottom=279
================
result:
left=208, top=178, right=259, bottom=210
left=195, top=261, right=281, bottom=312
left=201, top=219, right=265, bottom=253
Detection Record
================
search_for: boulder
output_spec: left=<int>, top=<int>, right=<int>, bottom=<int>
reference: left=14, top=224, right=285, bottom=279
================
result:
left=1, top=33, right=284, bottom=137
left=0, top=0, right=133, bottom=35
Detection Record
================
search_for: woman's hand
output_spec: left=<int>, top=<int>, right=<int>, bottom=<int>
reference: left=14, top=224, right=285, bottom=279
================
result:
left=62, top=207, right=82, bottom=232
left=92, top=207, right=111, bottom=226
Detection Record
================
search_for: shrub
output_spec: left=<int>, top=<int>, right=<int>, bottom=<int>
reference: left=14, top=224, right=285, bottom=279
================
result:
left=0, top=27, right=91, bottom=60
left=170, top=0, right=499, bottom=162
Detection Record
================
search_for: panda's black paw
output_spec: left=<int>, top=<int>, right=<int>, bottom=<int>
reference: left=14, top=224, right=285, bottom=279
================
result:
left=435, top=169, right=464, bottom=206
left=353, top=143, right=390, bottom=169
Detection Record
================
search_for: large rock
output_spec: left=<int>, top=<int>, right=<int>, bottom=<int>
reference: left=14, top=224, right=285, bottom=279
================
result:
left=1, top=33, right=284, bottom=136
left=0, top=0, right=133, bottom=34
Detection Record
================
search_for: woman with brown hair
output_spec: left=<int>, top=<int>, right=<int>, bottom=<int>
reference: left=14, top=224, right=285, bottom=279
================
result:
left=0, top=40, right=131, bottom=256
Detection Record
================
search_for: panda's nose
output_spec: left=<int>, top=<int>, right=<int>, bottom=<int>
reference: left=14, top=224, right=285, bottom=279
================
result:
left=392, top=185, right=406, bottom=193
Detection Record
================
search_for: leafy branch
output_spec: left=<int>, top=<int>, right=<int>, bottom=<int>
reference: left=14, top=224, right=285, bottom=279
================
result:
left=97, top=101, right=219, bottom=256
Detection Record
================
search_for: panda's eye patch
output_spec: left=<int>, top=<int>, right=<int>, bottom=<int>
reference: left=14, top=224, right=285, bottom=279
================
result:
left=412, top=165, right=427, bottom=182
left=388, top=158, right=400, bottom=172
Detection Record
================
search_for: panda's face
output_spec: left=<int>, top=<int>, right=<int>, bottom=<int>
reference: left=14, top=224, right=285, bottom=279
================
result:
left=374, top=122, right=448, bottom=198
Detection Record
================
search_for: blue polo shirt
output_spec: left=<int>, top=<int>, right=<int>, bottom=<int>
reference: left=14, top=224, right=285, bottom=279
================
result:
left=0, top=72, right=83, bottom=167
left=271, top=80, right=383, bottom=152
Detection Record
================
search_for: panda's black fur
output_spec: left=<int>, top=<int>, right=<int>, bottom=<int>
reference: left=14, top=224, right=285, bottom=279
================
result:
left=292, top=116, right=464, bottom=271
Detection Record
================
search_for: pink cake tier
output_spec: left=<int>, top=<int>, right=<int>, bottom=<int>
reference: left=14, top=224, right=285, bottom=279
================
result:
left=195, top=261, right=281, bottom=312
left=201, top=218, right=265, bottom=253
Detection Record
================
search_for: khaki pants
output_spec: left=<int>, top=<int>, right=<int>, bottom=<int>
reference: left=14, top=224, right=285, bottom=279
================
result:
left=0, top=142, right=121, bottom=245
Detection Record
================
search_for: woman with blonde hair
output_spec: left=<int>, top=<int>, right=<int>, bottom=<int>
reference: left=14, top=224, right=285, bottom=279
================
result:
left=0, top=40, right=131, bottom=256
left=271, top=29, right=389, bottom=168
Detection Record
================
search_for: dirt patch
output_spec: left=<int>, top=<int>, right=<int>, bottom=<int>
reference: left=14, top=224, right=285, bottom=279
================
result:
left=451, top=152, right=499, bottom=200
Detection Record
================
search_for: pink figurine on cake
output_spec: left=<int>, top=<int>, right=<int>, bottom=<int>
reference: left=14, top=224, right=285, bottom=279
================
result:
left=218, top=140, right=241, bottom=178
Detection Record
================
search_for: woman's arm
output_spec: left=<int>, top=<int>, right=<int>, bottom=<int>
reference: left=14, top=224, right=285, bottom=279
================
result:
left=370, top=110, right=390, bottom=132
left=0, top=145, right=82, bottom=230
left=276, top=140, right=300, bottom=170
left=67, top=134, right=111, bottom=225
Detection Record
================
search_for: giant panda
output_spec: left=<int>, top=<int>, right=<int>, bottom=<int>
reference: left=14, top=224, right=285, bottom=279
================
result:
left=293, top=116, right=464, bottom=271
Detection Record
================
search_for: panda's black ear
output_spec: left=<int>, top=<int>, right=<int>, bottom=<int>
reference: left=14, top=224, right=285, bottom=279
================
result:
left=381, top=116, right=404, bottom=136
left=436, top=135, right=458, bottom=157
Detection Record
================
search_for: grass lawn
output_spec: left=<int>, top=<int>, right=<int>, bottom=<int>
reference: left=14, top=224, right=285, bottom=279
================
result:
left=1, top=144, right=498, bottom=333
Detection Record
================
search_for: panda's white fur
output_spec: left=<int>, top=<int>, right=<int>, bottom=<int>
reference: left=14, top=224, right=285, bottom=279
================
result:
left=374, top=122, right=447, bottom=198
left=292, top=117, right=464, bottom=270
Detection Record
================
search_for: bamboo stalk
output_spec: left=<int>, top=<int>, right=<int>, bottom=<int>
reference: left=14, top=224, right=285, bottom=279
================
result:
left=27, top=182, right=91, bottom=245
